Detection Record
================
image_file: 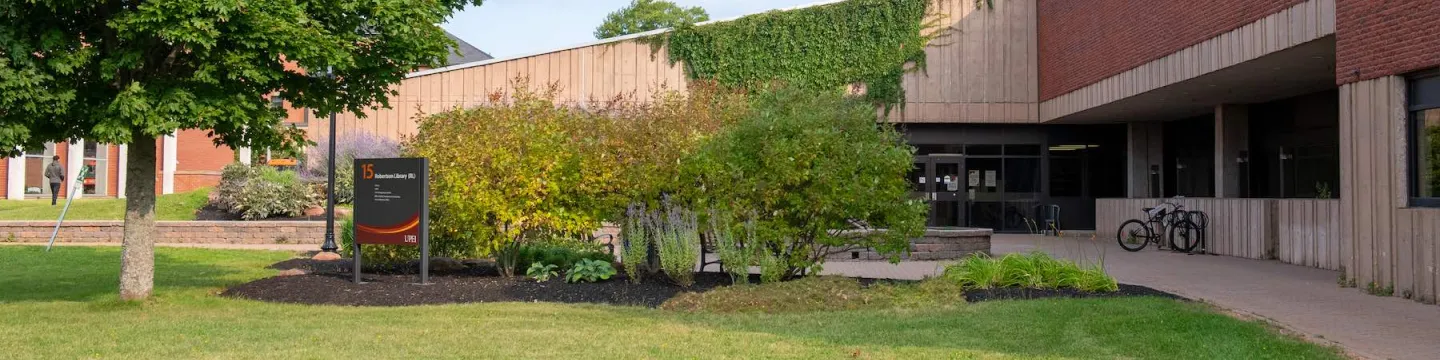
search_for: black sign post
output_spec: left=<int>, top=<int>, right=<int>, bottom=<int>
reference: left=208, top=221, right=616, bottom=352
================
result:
left=352, top=157, right=429, bottom=284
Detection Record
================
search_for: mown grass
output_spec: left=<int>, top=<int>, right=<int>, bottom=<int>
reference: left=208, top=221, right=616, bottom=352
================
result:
left=0, top=245, right=1344, bottom=359
left=0, top=188, right=211, bottom=221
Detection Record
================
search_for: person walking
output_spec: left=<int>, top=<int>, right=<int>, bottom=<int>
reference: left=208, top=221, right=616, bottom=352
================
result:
left=45, top=155, right=64, bottom=206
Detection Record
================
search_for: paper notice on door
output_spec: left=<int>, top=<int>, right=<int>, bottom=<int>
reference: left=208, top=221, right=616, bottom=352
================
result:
left=985, top=171, right=997, bottom=187
left=968, top=170, right=979, bottom=186
left=918, top=176, right=925, bottom=184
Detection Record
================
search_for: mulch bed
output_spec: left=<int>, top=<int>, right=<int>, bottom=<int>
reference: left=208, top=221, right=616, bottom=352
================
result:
left=222, top=271, right=741, bottom=307
left=223, top=257, right=1185, bottom=307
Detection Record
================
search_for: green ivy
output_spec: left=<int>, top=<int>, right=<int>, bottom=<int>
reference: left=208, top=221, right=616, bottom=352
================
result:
left=657, top=0, right=984, bottom=113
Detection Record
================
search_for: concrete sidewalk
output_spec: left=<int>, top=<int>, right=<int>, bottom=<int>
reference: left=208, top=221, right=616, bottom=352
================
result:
left=823, top=234, right=1440, bottom=360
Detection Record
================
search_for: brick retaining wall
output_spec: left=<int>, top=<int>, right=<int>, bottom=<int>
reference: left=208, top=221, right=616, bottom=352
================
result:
left=827, top=228, right=993, bottom=262
left=0, top=221, right=325, bottom=245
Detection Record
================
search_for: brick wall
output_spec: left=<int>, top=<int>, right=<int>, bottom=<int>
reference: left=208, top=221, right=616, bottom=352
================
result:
left=1037, top=0, right=1304, bottom=101
left=0, top=221, right=325, bottom=245
left=1336, top=0, right=1440, bottom=84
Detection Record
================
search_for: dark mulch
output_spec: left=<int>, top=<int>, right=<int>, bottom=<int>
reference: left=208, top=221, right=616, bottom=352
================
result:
left=963, top=284, right=1184, bottom=302
left=227, top=258, right=1185, bottom=307
left=222, top=271, right=742, bottom=307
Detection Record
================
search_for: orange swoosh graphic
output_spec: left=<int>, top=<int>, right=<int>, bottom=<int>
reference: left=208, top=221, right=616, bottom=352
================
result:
left=357, top=215, right=420, bottom=234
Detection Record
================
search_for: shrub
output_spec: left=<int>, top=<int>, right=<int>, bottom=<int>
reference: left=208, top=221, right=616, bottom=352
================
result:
left=565, top=259, right=617, bottom=283
left=516, top=244, right=615, bottom=272
left=408, top=79, right=746, bottom=276
left=942, top=252, right=1118, bottom=292
left=212, top=163, right=319, bottom=220
left=302, top=132, right=402, bottom=204
left=682, top=87, right=927, bottom=278
left=526, top=263, right=559, bottom=282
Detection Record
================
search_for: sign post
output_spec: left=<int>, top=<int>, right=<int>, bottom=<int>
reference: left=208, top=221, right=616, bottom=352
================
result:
left=352, top=158, right=429, bottom=284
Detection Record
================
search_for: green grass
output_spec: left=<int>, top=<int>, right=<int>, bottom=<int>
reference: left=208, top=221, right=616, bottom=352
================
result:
left=0, top=188, right=210, bottom=221
left=0, top=246, right=1343, bottom=359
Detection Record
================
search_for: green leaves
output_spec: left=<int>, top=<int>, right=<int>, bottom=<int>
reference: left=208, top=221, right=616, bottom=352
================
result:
left=681, top=87, right=927, bottom=278
left=595, top=0, right=710, bottom=39
left=660, top=0, right=937, bottom=112
left=0, top=0, right=482, bottom=154
left=565, top=259, right=616, bottom=283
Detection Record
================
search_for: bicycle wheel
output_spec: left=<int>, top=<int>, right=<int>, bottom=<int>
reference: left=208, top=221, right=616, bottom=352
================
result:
left=1117, top=219, right=1153, bottom=252
left=1168, top=219, right=1200, bottom=253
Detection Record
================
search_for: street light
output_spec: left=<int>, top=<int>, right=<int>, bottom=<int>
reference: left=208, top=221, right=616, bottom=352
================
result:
left=320, top=66, right=340, bottom=254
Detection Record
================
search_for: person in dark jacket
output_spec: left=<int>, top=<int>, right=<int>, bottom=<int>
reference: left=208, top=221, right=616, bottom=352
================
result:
left=45, top=155, right=63, bottom=205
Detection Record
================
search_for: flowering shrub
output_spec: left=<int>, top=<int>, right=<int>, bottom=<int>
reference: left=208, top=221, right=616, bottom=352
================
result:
left=213, top=164, right=320, bottom=220
left=303, top=131, right=402, bottom=204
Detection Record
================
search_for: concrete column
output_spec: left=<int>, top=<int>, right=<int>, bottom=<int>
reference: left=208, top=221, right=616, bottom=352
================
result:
left=117, top=145, right=127, bottom=199
left=162, top=133, right=177, bottom=194
left=6, top=152, right=24, bottom=200
left=1214, top=104, right=1250, bottom=198
left=238, top=147, right=252, bottom=165
left=67, top=140, right=84, bottom=199
left=1127, top=122, right=1164, bottom=198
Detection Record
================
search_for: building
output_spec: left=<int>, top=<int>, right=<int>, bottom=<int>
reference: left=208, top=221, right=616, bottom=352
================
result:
left=0, top=31, right=492, bottom=200
left=317, top=0, right=1440, bottom=304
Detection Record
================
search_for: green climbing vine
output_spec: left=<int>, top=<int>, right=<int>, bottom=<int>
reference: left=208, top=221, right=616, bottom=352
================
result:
left=655, top=0, right=986, bottom=113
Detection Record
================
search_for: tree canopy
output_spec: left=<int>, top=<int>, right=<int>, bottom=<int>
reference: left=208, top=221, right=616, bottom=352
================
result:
left=0, top=0, right=480, bottom=153
left=594, top=0, right=708, bottom=39
left=0, top=0, right=481, bottom=300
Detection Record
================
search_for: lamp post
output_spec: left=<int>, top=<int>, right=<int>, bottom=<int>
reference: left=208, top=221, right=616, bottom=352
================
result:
left=320, top=67, right=340, bottom=254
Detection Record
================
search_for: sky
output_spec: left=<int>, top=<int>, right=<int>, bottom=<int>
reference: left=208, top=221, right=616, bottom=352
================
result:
left=441, top=0, right=821, bottom=60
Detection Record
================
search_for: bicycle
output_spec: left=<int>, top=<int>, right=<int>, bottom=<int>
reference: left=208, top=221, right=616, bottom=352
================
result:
left=1169, top=210, right=1207, bottom=254
left=1116, top=199, right=1193, bottom=252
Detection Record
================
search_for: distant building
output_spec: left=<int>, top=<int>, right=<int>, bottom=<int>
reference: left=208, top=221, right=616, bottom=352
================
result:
left=0, top=31, right=492, bottom=199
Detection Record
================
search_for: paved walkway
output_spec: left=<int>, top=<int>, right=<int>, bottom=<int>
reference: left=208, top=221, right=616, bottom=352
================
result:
left=823, top=234, right=1440, bottom=360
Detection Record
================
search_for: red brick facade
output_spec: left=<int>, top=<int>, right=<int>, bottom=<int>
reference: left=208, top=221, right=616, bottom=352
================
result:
left=1037, top=0, right=1306, bottom=101
left=1335, top=0, right=1440, bottom=84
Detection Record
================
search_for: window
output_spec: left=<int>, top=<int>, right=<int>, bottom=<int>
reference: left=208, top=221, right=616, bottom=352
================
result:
left=1409, top=71, right=1440, bottom=206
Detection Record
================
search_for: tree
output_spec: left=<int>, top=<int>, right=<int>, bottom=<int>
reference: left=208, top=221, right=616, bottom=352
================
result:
left=0, top=0, right=481, bottom=300
left=594, top=0, right=709, bottom=39
left=682, top=86, right=927, bottom=278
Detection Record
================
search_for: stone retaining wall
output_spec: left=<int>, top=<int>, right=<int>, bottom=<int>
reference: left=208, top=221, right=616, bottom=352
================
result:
left=826, top=228, right=993, bottom=261
left=0, top=221, right=325, bottom=245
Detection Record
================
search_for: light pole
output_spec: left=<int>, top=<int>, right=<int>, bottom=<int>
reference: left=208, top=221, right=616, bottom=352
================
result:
left=320, top=67, right=340, bottom=254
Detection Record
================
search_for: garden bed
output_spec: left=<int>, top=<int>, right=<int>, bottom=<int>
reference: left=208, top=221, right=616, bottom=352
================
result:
left=222, top=271, right=747, bottom=307
left=223, top=257, right=1184, bottom=307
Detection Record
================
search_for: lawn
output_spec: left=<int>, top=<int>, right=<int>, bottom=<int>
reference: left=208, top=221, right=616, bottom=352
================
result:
left=0, top=188, right=210, bottom=221
left=0, top=246, right=1343, bottom=359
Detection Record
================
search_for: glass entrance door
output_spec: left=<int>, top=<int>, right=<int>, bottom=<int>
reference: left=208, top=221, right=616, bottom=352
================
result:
left=930, top=155, right=964, bottom=227
left=966, top=157, right=1003, bottom=230
left=910, top=155, right=966, bottom=227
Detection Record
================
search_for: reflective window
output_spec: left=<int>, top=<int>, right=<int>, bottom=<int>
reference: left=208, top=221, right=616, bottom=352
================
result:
left=1410, top=71, right=1440, bottom=206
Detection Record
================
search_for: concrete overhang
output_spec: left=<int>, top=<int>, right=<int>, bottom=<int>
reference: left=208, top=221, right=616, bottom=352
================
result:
left=1047, top=37, right=1336, bottom=124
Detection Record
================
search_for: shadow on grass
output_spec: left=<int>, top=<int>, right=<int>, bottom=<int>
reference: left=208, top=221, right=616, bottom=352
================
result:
left=0, top=245, right=281, bottom=303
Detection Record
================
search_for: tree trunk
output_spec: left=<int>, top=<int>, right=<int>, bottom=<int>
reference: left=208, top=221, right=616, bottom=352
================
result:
left=119, top=137, right=158, bottom=301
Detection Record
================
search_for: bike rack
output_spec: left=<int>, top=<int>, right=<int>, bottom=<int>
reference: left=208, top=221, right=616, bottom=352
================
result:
left=1033, top=204, right=1061, bottom=236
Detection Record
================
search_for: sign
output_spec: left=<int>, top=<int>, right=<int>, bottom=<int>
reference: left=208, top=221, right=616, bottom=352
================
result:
left=354, top=158, right=427, bottom=245
left=352, top=157, right=430, bottom=284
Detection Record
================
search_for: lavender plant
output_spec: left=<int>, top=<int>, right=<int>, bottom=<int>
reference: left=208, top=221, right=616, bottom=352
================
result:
left=303, top=132, right=402, bottom=204
left=654, top=201, right=701, bottom=287
left=621, top=204, right=653, bottom=283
